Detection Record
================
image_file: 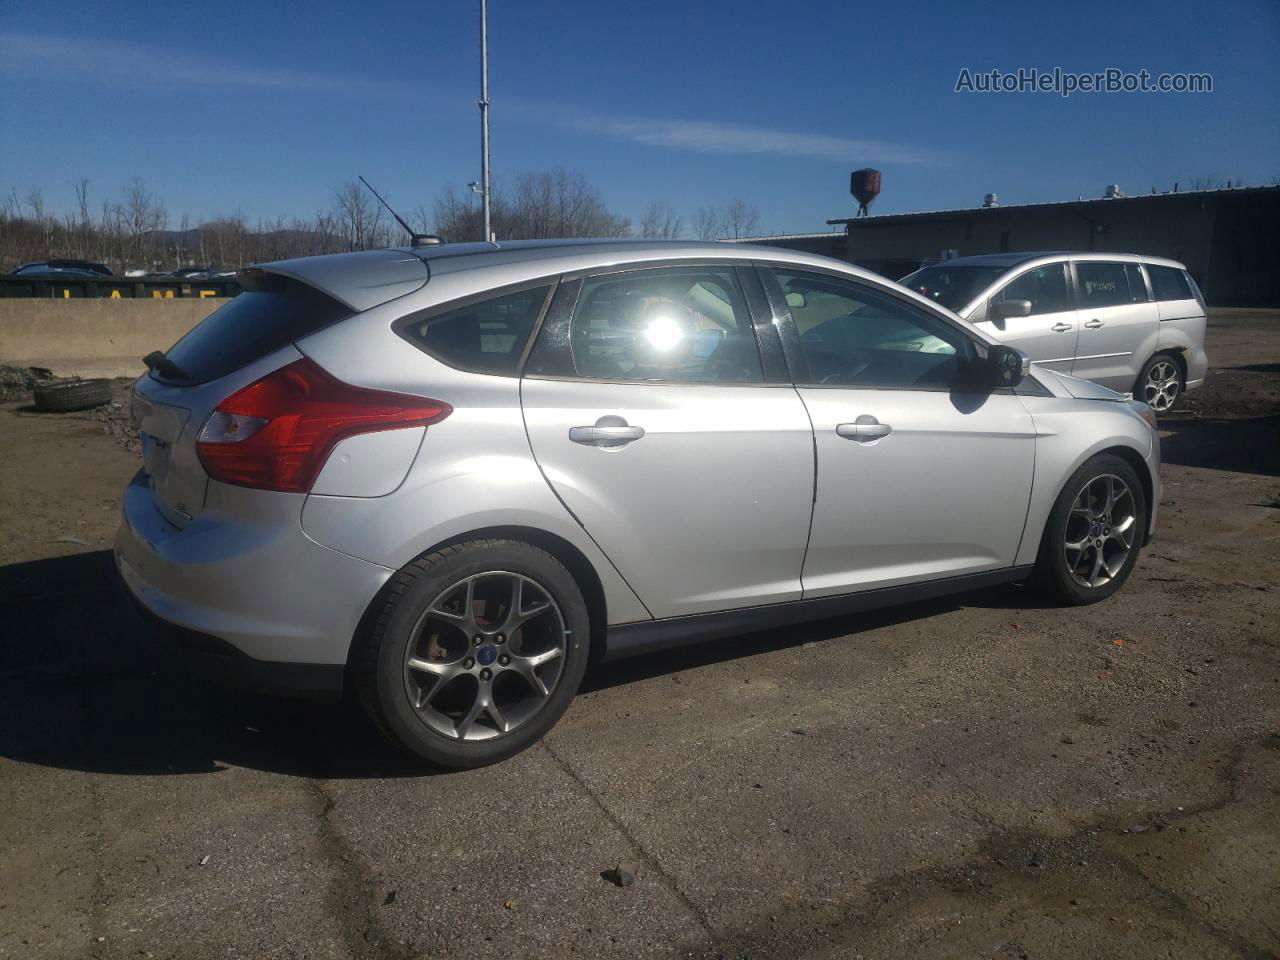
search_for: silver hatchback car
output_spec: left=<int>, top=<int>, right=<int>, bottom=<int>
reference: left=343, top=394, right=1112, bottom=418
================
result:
left=900, top=252, right=1209, bottom=412
left=117, top=240, right=1160, bottom=767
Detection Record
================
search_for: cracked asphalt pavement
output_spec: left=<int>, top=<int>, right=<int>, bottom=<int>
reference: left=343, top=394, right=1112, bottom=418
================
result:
left=1, top=310, right=1277, bottom=959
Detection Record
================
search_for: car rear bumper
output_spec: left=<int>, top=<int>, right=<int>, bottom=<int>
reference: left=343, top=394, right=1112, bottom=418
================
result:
left=124, top=591, right=347, bottom=699
left=115, top=470, right=392, bottom=681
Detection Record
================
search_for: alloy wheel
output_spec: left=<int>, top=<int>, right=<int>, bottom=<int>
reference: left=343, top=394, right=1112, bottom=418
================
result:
left=402, top=571, right=568, bottom=741
left=1143, top=360, right=1180, bottom=411
left=1063, top=474, right=1137, bottom=588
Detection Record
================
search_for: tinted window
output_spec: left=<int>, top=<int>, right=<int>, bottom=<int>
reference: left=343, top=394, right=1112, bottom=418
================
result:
left=162, top=275, right=351, bottom=385
left=992, top=263, right=1070, bottom=315
left=773, top=269, right=969, bottom=389
left=899, top=265, right=1006, bottom=311
left=568, top=267, right=762, bottom=383
left=1125, top=264, right=1150, bottom=302
left=401, top=285, right=551, bottom=375
left=1148, top=264, right=1194, bottom=301
left=1075, top=262, right=1130, bottom=308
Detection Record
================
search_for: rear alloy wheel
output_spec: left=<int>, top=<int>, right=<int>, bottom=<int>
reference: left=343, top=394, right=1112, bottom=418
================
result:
left=1137, top=354, right=1183, bottom=413
left=1032, top=454, right=1147, bottom=605
left=354, top=539, right=589, bottom=768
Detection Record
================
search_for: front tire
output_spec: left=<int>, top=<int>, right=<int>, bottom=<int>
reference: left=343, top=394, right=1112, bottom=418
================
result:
left=1136, top=353, right=1184, bottom=413
left=353, top=539, right=590, bottom=769
left=1031, top=454, right=1147, bottom=605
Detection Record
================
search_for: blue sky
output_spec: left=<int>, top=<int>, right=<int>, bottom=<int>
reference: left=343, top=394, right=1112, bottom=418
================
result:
left=1, top=0, right=1277, bottom=234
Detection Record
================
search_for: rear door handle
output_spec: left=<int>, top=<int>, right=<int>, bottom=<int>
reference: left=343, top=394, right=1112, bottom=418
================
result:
left=569, top=417, right=645, bottom=446
left=1051, top=322, right=1073, bottom=333
left=836, top=416, right=892, bottom=442
left=1083, top=318, right=1104, bottom=329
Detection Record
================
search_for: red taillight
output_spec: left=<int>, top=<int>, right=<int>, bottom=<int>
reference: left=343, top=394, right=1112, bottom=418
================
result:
left=196, top=357, right=450, bottom=493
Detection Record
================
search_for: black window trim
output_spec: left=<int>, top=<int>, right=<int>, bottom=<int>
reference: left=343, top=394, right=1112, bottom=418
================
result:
left=521, top=258, right=779, bottom=388
left=1125, top=261, right=1153, bottom=303
left=754, top=260, right=995, bottom=394
left=391, top=276, right=559, bottom=379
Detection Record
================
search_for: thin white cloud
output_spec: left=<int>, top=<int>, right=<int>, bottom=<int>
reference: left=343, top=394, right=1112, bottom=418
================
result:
left=1, top=31, right=941, bottom=166
left=0, top=31, right=398, bottom=97
left=583, top=114, right=938, bottom=166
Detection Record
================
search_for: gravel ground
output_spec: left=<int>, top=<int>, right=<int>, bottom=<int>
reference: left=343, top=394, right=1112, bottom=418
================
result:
left=0, top=310, right=1276, bottom=960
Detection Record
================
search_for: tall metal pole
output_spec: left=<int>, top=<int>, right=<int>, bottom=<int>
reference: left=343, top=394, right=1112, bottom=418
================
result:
left=479, top=0, right=491, bottom=242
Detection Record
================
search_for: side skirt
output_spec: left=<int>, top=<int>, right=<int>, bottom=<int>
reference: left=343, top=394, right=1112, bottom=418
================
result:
left=602, top=566, right=1034, bottom=662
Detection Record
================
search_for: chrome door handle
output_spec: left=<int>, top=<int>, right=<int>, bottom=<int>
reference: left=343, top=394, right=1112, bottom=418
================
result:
left=1051, top=322, right=1073, bottom=333
left=1084, top=318, right=1104, bottom=329
left=836, top=416, right=892, bottom=442
left=569, top=419, right=645, bottom=446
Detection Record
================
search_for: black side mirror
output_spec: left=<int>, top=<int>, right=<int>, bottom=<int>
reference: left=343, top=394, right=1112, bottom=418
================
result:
left=986, top=344, right=1030, bottom=388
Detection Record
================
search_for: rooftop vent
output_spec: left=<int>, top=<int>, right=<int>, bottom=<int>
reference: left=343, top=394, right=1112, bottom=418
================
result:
left=1104, top=184, right=1124, bottom=199
left=983, top=193, right=999, bottom=207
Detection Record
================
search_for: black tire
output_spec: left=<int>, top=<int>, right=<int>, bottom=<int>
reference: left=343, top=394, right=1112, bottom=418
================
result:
left=31, top=378, right=112, bottom=412
left=352, top=538, right=591, bottom=769
left=1031, top=454, right=1148, bottom=605
left=1134, top=352, right=1184, bottom=414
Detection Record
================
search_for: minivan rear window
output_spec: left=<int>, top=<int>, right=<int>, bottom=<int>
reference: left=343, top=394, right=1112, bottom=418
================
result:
left=159, top=274, right=352, bottom=385
left=1147, top=265, right=1194, bottom=301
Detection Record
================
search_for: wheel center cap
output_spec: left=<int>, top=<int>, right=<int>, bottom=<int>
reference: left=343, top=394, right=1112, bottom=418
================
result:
left=1090, top=522, right=1103, bottom=539
left=476, top=644, right=498, bottom=666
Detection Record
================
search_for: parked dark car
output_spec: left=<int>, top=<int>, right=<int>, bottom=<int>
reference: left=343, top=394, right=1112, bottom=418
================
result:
left=168, top=266, right=222, bottom=280
left=11, top=259, right=113, bottom=278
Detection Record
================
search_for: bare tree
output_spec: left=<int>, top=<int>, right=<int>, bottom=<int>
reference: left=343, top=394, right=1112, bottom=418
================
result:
left=692, top=206, right=722, bottom=240
left=73, top=178, right=92, bottom=258
left=721, top=200, right=760, bottom=239
left=639, top=201, right=683, bottom=238
left=332, top=180, right=385, bottom=251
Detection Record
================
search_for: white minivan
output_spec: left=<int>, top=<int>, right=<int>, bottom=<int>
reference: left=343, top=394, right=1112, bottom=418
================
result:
left=900, top=252, right=1208, bottom=411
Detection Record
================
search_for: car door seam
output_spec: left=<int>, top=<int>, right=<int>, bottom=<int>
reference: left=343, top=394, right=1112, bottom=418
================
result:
left=516, top=377, right=655, bottom=621
left=792, top=386, right=820, bottom=600
left=1011, top=394, right=1041, bottom=564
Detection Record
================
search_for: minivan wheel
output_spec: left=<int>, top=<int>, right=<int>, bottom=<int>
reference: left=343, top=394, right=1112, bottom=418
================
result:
left=353, top=539, right=590, bottom=769
left=1031, top=454, right=1148, bottom=605
left=1136, top=353, right=1183, bottom=413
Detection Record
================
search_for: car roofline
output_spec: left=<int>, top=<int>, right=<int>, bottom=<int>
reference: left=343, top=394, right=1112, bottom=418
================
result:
left=925, top=252, right=1192, bottom=315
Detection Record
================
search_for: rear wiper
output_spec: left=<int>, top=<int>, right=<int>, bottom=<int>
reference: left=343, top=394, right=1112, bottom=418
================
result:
left=142, top=350, right=190, bottom=381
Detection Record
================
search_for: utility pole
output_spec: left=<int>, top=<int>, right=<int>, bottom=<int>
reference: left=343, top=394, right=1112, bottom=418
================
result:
left=479, top=0, right=492, bottom=242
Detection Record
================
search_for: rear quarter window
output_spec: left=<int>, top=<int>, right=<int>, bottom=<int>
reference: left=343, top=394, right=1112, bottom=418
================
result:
left=1147, top=264, right=1194, bottom=301
left=161, top=274, right=352, bottom=385
left=397, top=285, right=553, bottom=376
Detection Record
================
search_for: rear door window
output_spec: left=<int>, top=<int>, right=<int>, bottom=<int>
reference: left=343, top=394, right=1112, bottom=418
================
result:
left=399, top=284, right=552, bottom=375
left=564, top=266, right=763, bottom=383
left=1074, top=262, right=1130, bottom=308
left=1147, top=264, right=1194, bottom=301
left=161, top=274, right=352, bottom=385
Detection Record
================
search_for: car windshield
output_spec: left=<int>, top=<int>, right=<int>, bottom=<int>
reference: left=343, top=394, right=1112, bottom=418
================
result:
left=899, top=265, right=1007, bottom=312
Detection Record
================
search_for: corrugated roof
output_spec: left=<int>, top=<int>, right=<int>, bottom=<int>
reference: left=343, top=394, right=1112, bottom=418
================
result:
left=827, top=183, right=1280, bottom=225
left=724, top=232, right=845, bottom=243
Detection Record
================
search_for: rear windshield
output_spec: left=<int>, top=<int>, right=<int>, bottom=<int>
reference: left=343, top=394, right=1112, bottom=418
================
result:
left=159, top=274, right=351, bottom=385
left=899, top=265, right=1007, bottom=312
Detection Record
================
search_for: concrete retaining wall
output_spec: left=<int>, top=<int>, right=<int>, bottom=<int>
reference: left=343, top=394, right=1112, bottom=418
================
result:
left=0, top=299, right=228, bottom=378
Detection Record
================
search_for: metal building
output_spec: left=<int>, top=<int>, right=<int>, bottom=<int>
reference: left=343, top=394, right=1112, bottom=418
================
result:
left=822, top=184, right=1279, bottom=306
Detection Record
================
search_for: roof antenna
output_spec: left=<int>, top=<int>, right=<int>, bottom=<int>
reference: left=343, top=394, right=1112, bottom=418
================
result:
left=358, top=176, right=442, bottom=247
